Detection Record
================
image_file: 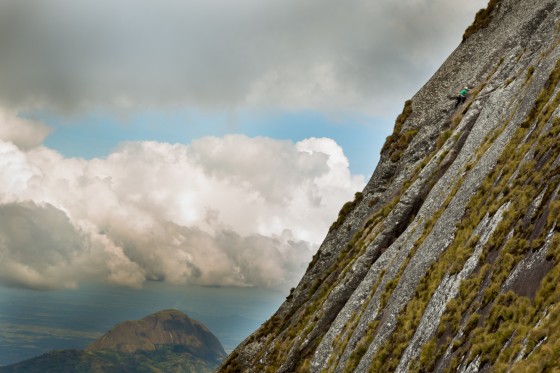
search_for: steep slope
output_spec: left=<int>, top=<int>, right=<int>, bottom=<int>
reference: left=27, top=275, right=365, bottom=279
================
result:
left=0, top=310, right=226, bottom=373
left=220, top=0, right=560, bottom=372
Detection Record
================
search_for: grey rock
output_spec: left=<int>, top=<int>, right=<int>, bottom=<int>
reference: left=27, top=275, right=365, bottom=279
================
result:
left=219, top=1, right=560, bottom=371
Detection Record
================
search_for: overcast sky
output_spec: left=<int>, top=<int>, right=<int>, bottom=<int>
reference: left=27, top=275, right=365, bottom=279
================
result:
left=1, top=0, right=486, bottom=114
left=0, top=0, right=488, bottom=292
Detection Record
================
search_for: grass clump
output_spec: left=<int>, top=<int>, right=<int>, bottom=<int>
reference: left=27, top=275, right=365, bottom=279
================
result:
left=381, top=100, right=417, bottom=163
left=462, top=0, right=502, bottom=42
left=329, top=192, right=364, bottom=232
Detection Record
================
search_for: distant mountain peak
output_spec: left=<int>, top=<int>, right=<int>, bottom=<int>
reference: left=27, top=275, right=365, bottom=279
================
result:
left=86, top=309, right=226, bottom=360
left=150, top=308, right=190, bottom=318
left=0, top=309, right=226, bottom=373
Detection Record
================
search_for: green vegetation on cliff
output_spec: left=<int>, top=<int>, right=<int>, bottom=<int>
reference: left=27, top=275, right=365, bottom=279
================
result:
left=218, top=1, right=560, bottom=372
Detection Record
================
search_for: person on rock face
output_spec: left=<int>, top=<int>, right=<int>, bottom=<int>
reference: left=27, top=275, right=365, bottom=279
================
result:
left=455, top=87, right=469, bottom=107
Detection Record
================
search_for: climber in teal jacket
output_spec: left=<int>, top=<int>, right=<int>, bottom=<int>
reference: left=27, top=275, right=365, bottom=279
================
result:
left=455, top=87, right=469, bottom=108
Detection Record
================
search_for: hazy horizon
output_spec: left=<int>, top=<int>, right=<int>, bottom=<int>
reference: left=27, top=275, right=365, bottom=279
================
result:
left=0, top=282, right=285, bottom=365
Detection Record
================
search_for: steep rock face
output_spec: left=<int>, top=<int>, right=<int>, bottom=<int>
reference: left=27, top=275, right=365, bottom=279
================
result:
left=220, top=0, right=560, bottom=372
left=86, top=309, right=226, bottom=360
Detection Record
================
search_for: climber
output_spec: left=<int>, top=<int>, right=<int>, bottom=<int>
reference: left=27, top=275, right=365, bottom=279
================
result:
left=454, top=87, right=469, bottom=108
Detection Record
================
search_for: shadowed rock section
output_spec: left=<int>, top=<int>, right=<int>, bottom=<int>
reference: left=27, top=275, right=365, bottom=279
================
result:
left=219, top=0, right=560, bottom=372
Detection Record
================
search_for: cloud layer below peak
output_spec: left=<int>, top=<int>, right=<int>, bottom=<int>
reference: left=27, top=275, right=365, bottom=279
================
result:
left=0, top=114, right=364, bottom=290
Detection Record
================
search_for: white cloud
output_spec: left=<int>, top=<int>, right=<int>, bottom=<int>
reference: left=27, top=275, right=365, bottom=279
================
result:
left=0, top=110, right=50, bottom=149
left=0, top=127, right=364, bottom=290
left=0, top=0, right=487, bottom=116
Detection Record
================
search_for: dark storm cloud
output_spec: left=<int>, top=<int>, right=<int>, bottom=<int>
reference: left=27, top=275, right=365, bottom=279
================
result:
left=0, top=0, right=487, bottom=115
left=0, top=202, right=86, bottom=289
left=0, top=201, right=146, bottom=290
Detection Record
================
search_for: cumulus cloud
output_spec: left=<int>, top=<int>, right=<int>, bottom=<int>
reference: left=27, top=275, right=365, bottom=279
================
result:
left=0, top=127, right=364, bottom=290
left=0, top=0, right=487, bottom=115
left=0, top=110, right=50, bottom=149
left=0, top=202, right=144, bottom=290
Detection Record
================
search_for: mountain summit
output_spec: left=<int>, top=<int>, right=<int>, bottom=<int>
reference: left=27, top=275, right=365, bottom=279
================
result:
left=87, top=309, right=226, bottom=359
left=220, top=0, right=560, bottom=371
left=0, top=309, right=226, bottom=373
